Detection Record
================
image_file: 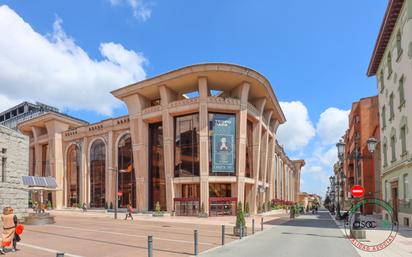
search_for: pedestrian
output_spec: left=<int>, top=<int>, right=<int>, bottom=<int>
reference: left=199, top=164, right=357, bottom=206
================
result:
left=1, top=207, right=16, bottom=254
left=289, top=205, right=295, bottom=219
left=82, top=203, right=87, bottom=212
left=12, top=211, right=21, bottom=252
left=125, top=204, right=134, bottom=220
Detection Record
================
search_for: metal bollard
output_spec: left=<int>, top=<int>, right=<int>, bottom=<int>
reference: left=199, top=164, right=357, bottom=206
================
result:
left=148, top=236, right=153, bottom=257
left=194, top=230, right=198, bottom=256
left=261, top=217, right=264, bottom=231
left=252, top=219, right=255, bottom=234
left=56, top=253, right=65, bottom=257
left=221, top=225, right=225, bottom=245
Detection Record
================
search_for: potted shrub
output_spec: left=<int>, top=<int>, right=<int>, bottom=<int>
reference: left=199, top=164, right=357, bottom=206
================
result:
left=47, top=200, right=52, bottom=210
left=109, top=202, right=113, bottom=210
left=233, top=202, right=247, bottom=236
left=198, top=202, right=208, bottom=218
left=244, top=202, right=250, bottom=217
left=152, top=201, right=164, bottom=217
left=257, top=204, right=262, bottom=214
left=104, top=202, right=108, bottom=209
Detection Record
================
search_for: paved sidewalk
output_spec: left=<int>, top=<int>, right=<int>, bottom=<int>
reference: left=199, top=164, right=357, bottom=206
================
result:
left=202, top=209, right=360, bottom=257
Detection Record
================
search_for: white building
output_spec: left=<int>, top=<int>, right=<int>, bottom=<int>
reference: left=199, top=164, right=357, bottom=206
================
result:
left=367, top=0, right=412, bottom=226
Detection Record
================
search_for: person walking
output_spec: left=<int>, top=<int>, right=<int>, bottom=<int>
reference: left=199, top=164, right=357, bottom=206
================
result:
left=12, top=211, right=20, bottom=252
left=289, top=205, right=295, bottom=219
left=82, top=203, right=87, bottom=212
left=1, top=207, right=16, bottom=254
left=124, top=204, right=134, bottom=220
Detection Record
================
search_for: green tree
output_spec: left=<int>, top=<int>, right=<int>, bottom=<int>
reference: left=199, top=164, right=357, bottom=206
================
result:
left=155, top=201, right=161, bottom=214
left=109, top=202, right=113, bottom=209
left=236, top=201, right=246, bottom=228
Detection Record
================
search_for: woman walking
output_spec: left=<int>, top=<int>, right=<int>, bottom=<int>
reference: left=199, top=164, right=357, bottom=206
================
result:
left=124, top=204, right=134, bottom=220
left=1, top=207, right=16, bottom=254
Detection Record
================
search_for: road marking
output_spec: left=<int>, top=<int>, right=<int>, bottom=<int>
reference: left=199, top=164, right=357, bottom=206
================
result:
left=28, top=225, right=216, bottom=246
left=18, top=242, right=84, bottom=257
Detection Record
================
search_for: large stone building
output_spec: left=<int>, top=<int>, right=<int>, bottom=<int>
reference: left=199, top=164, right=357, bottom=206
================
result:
left=367, top=0, right=412, bottom=225
left=0, top=125, right=29, bottom=218
left=14, top=63, right=303, bottom=216
left=341, top=96, right=381, bottom=214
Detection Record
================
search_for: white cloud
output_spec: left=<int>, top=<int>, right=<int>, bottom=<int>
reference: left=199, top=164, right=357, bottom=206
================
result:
left=316, top=107, right=350, bottom=145
left=109, top=0, right=152, bottom=21
left=0, top=5, right=147, bottom=115
left=277, top=101, right=316, bottom=151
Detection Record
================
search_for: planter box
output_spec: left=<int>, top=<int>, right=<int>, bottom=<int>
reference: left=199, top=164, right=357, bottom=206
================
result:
left=233, top=226, right=248, bottom=236
left=152, top=213, right=164, bottom=217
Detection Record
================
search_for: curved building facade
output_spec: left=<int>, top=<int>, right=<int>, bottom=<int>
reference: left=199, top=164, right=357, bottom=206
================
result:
left=17, top=63, right=304, bottom=215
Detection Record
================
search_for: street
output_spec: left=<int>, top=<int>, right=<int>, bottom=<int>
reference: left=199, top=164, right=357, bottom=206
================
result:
left=202, top=209, right=360, bottom=257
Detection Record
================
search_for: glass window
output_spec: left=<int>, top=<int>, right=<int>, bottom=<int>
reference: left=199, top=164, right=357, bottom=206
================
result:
left=399, top=76, right=405, bottom=105
left=389, top=93, right=395, bottom=120
left=209, top=113, right=236, bottom=176
left=41, top=144, right=50, bottom=177
left=209, top=183, right=232, bottom=197
left=67, top=145, right=80, bottom=207
left=401, top=126, right=407, bottom=155
left=118, top=134, right=136, bottom=208
left=174, top=114, right=199, bottom=177
left=379, top=70, right=385, bottom=93
left=90, top=140, right=106, bottom=208
left=149, top=122, right=166, bottom=211
left=404, top=174, right=409, bottom=200
left=381, top=106, right=386, bottom=129
left=387, top=52, right=393, bottom=77
left=245, top=120, right=254, bottom=178
left=383, top=143, right=388, bottom=167
left=396, top=30, right=402, bottom=58
left=391, top=135, right=396, bottom=162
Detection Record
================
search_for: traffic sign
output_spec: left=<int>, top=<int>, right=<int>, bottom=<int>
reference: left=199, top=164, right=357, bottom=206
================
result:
left=118, top=191, right=123, bottom=197
left=351, top=185, right=364, bottom=197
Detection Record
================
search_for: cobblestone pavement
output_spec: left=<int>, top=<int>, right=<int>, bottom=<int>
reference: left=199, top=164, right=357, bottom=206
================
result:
left=1, top=210, right=288, bottom=257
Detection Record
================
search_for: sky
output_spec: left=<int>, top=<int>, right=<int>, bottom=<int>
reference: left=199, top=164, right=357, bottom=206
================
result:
left=0, top=0, right=388, bottom=197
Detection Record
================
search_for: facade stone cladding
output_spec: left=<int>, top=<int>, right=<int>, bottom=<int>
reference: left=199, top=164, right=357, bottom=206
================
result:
left=0, top=125, right=29, bottom=219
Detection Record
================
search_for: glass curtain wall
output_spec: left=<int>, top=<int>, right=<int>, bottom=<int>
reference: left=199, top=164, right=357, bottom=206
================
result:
left=118, top=134, right=136, bottom=208
left=90, top=140, right=106, bottom=208
left=245, top=120, right=253, bottom=178
left=67, top=145, right=80, bottom=207
left=149, top=122, right=166, bottom=211
left=174, top=114, right=200, bottom=177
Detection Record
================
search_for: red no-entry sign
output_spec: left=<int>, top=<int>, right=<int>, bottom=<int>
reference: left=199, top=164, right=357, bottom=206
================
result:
left=351, top=185, right=364, bottom=197
left=118, top=191, right=123, bottom=197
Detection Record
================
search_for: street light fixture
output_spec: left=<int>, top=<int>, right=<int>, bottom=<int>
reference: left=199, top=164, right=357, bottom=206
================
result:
left=367, top=137, right=378, bottom=153
left=336, top=139, right=345, bottom=158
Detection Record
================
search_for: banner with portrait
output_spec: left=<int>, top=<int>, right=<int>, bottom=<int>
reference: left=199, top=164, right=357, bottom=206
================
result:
left=211, top=113, right=236, bottom=173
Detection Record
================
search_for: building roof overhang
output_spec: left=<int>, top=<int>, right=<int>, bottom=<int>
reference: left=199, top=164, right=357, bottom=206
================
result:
left=367, top=0, right=404, bottom=76
left=111, top=63, right=286, bottom=124
left=17, top=112, right=87, bottom=133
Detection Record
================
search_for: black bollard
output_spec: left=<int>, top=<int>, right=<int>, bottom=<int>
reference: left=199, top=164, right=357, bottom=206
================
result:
left=252, top=219, right=255, bottom=234
left=194, top=230, right=198, bottom=256
left=261, top=217, right=264, bottom=231
left=240, top=225, right=243, bottom=239
left=221, top=225, right=225, bottom=245
left=148, top=236, right=153, bottom=257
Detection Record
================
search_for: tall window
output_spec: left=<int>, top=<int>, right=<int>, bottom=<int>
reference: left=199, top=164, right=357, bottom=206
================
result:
left=383, top=142, right=388, bottom=167
left=399, top=76, right=405, bottom=106
left=387, top=52, right=393, bottom=77
left=90, top=140, right=106, bottom=208
left=391, top=135, right=396, bottom=162
left=396, top=30, right=402, bottom=58
left=174, top=114, right=199, bottom=177
left=404, top=174, right=409, bottom=200
left=379, top=70, right=385, bottom=93
left=209, top=183, right=231, bottom=197
left=245, top=120, right=254, bottom=178
left=389, top=93, right=395, bottom=120
left=118, top=134, right=136, bottom=208
left=67, top=145, right=80, bottom=207
left=41, top=144, right=50, bottom=177
left=381, top=106, right=386, bottom=129
left=401, top=125, right=407, bottom=155
left=209, top=113, right=236, bottom=176
left=1, top=157, right=6, bottom=182
left=385, top=180, right=389, bottom=201
left=149, top=122, right=166, bottom=211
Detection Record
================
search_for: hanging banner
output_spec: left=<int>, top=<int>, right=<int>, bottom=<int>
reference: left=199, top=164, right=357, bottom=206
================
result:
left=212, top=114, right=236, bottom=173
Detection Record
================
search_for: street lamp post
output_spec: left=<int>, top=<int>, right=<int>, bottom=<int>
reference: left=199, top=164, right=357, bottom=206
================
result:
left=109, top=167, right=127, bottom=219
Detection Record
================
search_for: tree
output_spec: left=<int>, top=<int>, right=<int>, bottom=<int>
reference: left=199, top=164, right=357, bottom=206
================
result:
left=236, top=201, right=246, bottom=228
left=155, top=201, right=161, bottom=214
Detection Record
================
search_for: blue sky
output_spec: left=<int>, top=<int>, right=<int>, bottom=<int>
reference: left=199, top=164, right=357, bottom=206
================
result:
left=0, top=0, right=388, bottom=197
